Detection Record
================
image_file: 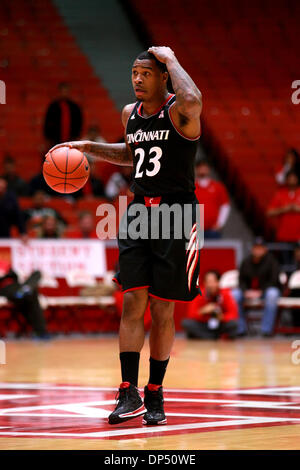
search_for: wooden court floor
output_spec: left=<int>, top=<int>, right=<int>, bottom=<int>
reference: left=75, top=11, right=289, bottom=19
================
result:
left=0, top=335, right=299, bottom=450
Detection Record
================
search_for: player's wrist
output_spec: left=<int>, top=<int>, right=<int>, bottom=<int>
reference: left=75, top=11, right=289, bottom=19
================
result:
left=165, top=55, right=178, bottom=69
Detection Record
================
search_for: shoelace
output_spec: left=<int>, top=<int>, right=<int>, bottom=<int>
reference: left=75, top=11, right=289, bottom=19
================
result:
left=115, top=387, right=129, bottom=404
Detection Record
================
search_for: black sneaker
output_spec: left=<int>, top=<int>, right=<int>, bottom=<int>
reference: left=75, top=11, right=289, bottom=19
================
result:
left=108, top=382, right=145, bottom=425
left=142, top=384, right=167, bottom=425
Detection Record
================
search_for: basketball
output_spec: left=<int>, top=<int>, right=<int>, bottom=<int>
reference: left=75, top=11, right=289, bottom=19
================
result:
left=43, top=147, right=90, bottom=194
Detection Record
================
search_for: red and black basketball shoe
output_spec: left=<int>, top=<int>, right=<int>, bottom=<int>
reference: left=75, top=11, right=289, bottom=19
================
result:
left=142, top=384, right=167, bottom=425
left=108, top=382, right=145, bottom=425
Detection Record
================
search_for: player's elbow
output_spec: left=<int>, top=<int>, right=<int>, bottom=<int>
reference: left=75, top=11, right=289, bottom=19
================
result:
left=180, top=92, right=202, bottom=117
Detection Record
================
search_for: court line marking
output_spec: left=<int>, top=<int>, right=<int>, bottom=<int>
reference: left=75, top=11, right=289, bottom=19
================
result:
left=0, top=400, right=116, bottom=414
left=1, top=383, right=300, bottom=395
left=0, top=416, right=296, bottom=439
left=0, top=394, right=36, bottom=400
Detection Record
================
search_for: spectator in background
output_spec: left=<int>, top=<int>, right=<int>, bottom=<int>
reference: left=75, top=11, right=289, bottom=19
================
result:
left=182, top=270, right=238, bottom=339
left=82, top=124, right=106, bottom=144
left=29, top=155, right=58, bottom=197
left=0, top=177, right=27, bottom=240
left=23, top=190, right=66, bottom=232
left=76, top=161, right=105, bottom=199
left=194, top=160, right=230, bottom=239
left=291, top=243, right=300, bottom=272
left=275, top=148, right=300, bottom=185
left=105, top=166, right=133, bottom=200
left=44, top=82, right=83, bottom=147
left=267, top=170, right=300, bottom=242
left=286, top=243, right=300, bottom=328
left=232, top=238, right=281, bottom=337
left=65, top=211, right=97, bottom=239
left=0, top=265, right=49, bottom=339
left=37, top=215, right=63, bottom=239
left=1, top=155, right=29, bottom=196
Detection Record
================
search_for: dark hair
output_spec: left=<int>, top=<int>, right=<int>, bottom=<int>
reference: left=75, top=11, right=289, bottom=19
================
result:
left=195, top=159, right=210, bottom=168
left=286, top=147, right=300, bottom=160
left=135, top=50, right=167, bottom=73
left=204, top=269, right=221, bottom=281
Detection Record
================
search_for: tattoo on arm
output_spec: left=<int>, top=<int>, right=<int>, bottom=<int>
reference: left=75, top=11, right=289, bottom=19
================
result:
left=84, top=141, right=133, bottom=166
left=166, top=57, right=202, bottom=117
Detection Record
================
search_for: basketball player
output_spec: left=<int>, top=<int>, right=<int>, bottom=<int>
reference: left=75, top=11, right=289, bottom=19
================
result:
left=49, top=46, right=202, bottom=425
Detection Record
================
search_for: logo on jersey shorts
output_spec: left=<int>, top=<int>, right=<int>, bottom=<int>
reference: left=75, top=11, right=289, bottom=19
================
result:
left=127, top=129, right=170, bottom=144
left=0, top=384, right=299, bottom=440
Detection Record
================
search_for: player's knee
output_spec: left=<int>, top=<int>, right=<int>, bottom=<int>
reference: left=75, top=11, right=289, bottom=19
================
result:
left=122, top=290, right=148, bottom=321
left=150, top=298, right=174, bottom=324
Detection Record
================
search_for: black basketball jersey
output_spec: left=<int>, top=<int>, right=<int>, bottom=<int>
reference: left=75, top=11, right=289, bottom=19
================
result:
left=126, top=94, right=200, bottom=196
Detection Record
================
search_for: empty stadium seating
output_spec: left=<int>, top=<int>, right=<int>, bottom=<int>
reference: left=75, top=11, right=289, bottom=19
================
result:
left=0, top=0, right=122, bottom=181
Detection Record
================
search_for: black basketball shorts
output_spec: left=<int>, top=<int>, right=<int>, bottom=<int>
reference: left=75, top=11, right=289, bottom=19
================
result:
left=113, top=193, right=201, bottom=302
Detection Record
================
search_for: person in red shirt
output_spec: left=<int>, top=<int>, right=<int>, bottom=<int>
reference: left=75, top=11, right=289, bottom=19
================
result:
left=65, top=211, right=98, bottom=239
left=182, top=270, right=238, bottom=339
left=194, top=161, right=230, bottom=239
left=274, top=148, right=300, bottom=186
left=267, top=170, right=300, bottom=242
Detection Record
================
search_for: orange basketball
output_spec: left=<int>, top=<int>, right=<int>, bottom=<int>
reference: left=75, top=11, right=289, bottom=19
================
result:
left=43, top=147, right=90, bottom=194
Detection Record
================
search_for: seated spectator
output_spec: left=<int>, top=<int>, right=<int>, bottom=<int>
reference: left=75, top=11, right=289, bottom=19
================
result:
left=65, top=211, right=97, bottom=239
left=0, top=264, right=49, bottom=339
left=105, top=166, right=133, bottom=200
left=232, top=238, right=281, bottom=337
left=275, top=148, right=300, bottom=185
left=1, top=155, right=29, bottom=196
left=29, top=155, right=59, bottom=197
left=76, top=161, right=105, bottom=199
left=267, top=170, right=300, bottom=242
left=0, top=177, right=27, bottom=240
left=291, top=243, right=300, bottom=272
left=82, top=124, right=106, bottom=144
left=23, top=190, right=66, bottom=232
left=44, top=82, right=83, bottom=147
left=37, top=215, right=63, bottom=238
left=182, top=270, right=238, bottom=339
left=287, top=244, right=300, bottom=328
left=194, top=160, right=230, bottom=239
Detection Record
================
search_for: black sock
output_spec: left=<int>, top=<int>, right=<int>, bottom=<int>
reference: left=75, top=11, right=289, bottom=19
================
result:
left=119, top=352, right=140, bottom=387
left=148, top=357, right=170, bottom=386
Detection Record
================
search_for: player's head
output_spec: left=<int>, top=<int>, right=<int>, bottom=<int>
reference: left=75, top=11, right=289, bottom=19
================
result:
left=132, top=51, right=168, bottom=101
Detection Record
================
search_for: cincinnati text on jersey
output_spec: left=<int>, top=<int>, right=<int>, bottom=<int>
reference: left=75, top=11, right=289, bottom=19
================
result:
left=127, top=129, right=170, bottom=144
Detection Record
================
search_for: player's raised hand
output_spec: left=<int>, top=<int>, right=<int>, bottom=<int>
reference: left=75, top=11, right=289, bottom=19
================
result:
left=148, top=46, right=175, bottom=64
